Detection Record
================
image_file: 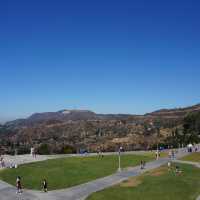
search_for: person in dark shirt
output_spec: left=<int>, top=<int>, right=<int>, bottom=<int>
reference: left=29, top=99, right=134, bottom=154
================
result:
left=16, top=176, right=22, bottom=194
left=42, top=179, right=48, bottom=192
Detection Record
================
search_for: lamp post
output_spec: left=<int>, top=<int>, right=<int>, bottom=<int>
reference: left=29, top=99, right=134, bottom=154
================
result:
left=118, top=146, right=123, bottom=172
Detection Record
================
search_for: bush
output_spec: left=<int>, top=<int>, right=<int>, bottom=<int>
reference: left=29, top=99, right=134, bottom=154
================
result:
left=37, top=143, right=51, bottom=155
left=61, top=145, right=76, bottom=154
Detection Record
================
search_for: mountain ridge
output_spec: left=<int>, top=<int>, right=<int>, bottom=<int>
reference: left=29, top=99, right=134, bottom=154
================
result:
left=5, top=103, right=200, bottom=127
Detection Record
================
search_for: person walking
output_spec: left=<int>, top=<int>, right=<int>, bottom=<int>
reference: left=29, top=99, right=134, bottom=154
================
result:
left=0, top=157, right=3, bottom=168
left=143, top=160, right=146, bottom=169
left=172, top=150, right=175, bottom=159
left=0, top=157, right=5, bottom=168
left=140, top=160, right=145, bottom=169
left=42, top=179, right=48, bottom=192
left=168, top=150, right=172, bottom=159
left=168, top=161, right=171, bottom=171
left=16, top=176, right=22, bottom=194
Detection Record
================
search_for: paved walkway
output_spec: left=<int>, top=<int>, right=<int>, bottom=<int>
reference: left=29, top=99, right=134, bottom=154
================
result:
left=2, top=154, right=83, bottom=168
left=0, top=149, right=189, bottom=200
left=173, top=159, right=200, bottom=168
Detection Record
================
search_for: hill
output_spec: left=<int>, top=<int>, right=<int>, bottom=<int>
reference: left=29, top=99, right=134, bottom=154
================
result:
left=5, top=109, right=134, bottom=128
left=1, top=104, right=200, bottom=154
left=146, top=104, right=200, bottom=118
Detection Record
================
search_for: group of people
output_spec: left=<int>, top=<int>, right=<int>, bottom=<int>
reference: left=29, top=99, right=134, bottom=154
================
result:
left=168, top=150, right=175, bottom=159
left=155, top=150, right=161, bottom=159
left=187, top=144, right=200, bottom=153
left=97, top=150, right=104, bottom=158
left=167, top=161, right=182, bottom=175
left=16, top=177, right=48, bottom=194
left=1, top=155, right=18, bottom=169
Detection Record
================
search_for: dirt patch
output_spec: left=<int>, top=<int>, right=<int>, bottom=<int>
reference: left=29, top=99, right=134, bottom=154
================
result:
left=120, top=177, right=142, bottom=187
left=147, top=166, right=167, bottom=177
left=120, top=166, right=167, bottom=188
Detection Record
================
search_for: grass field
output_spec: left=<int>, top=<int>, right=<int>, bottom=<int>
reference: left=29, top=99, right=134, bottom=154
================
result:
left=87, top=163, right=200, bottom=200
left=181, top=152, right=200, bottom=162
left=143, top=151, right=168, bottom=158
left=0, top=154, right=153, bottom=190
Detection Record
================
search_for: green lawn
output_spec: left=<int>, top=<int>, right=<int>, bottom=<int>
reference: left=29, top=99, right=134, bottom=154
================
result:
left=0, top=154, right=153, bottom=190
left=87, top=163, right=200, bottom=200
left=181, top=152, right=200, bottom=162
left=143, top=151, right=168, bottom=158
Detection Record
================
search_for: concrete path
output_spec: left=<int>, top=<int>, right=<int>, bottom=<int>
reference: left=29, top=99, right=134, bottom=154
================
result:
left=2, top=154, right=83, bottom=168
left=173, top=159, right=200, bottom=168
left=0, top=149, right=189, bottom=200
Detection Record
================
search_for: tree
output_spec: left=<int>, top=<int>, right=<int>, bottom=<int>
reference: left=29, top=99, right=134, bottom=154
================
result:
left=183, top=112, right=200, bottom=144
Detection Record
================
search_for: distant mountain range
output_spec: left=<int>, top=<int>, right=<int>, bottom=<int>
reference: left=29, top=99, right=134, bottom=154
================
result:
left=5, top=109, right=134, bottom=127
left=146, top=103, right=200, bottom=118
left=5, top=103, right=200, bottom=127
left=1, top=103, right=200, bottom=154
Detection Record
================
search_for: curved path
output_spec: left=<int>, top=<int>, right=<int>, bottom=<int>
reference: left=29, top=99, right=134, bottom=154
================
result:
left=0, top=149, right=189, bottom=200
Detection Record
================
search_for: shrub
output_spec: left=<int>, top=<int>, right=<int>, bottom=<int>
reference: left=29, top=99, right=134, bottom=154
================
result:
left=37, top=143, right=51, bottom=155
left=61, top=145, right=76, bottom=154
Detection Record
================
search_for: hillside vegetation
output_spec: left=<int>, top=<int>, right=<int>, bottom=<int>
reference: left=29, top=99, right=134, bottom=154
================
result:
left=0, top=104, right=200, bottom=154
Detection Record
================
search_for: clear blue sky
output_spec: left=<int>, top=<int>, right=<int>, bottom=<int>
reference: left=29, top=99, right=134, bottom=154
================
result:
left=1, top=0, right=200, bottom=122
